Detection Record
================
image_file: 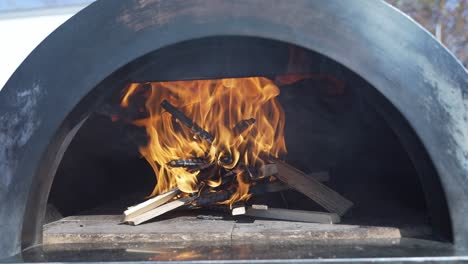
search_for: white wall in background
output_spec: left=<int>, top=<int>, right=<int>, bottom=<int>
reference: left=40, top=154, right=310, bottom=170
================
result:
left=0, top=13, right=75, bottom=89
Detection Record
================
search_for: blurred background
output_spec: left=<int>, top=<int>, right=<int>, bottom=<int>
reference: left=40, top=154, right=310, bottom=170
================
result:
left=386, top=0, right=467, bottom=68
left=0, top=0, right=466, bottom=89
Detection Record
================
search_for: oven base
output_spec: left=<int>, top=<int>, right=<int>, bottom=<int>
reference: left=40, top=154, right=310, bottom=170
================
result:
left=42, top=214, right=422, bottom=245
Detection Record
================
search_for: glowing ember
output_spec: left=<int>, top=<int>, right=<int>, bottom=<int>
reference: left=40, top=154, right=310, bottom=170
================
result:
left=121, top=77, right=286, bottom=205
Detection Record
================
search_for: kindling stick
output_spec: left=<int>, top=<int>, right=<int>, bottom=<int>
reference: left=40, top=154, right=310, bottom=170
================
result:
left=161, top=100, right=214, bottom=144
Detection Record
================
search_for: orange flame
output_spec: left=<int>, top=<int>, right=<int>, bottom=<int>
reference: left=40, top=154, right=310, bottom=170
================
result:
left=121, top=77, right=286, bottom=205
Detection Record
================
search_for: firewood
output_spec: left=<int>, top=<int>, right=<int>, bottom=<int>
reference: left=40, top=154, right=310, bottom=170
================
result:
left=218, top=119, right=256, bottom=165
left=245, top=207, right=340, bottom=224
left=123, top=188, right=180, bottom=222
left=125, top=196, right=195, bottom=226
left=274, top=160, right=353, bottom=216
left=254, top=163, right=278, bottom=180
left=231, top=201, right=246, bottom=216
left=232, top=207, right=246, bottom=216
left=221, top=167, right=242, bottom=179
left=233, top=118, right=256, bottom=136
left=191, top=190, right=234, bottom=207
left=223, top=163, right=278, bottom=180
left=219, top=154, right=233, bottom=165
left=307, top=171, right=330, bottom=182
left=251, top=204, right=268, bottom=210
left=231, top=201, right=246, bottom=215
left=161, top=100, right=214, bottom=144
left=167, top=158, right=208, bottom=168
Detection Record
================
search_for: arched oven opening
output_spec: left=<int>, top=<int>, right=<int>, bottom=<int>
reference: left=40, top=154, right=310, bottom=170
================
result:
left=37, top=37, right=453, bottom=261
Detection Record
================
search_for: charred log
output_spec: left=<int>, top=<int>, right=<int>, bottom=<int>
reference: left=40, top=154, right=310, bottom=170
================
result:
left=161, top=100, right=214, bottom=144
left=233, top=118, right=256, bottom=136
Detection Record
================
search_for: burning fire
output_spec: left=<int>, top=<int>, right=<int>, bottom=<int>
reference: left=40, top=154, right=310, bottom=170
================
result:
left=121, top=77, right=286, bottom=205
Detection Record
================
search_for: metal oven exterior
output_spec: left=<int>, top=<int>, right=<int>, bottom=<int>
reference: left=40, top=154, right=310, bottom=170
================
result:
left=0, top=0, right=467, bottom=262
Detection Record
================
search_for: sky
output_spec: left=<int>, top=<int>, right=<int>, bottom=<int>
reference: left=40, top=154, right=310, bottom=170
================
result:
left=0, top=2, right=93, bottom=89
left=0, top=14, right=73, bottom=89
left=0, top=0, right=92, bottom=12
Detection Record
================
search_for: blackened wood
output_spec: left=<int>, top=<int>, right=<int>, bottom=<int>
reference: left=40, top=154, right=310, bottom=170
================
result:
left=161, top=100, right=214, bottom=144
left=233, top=118, right=256, bottom=136
left=167, top=158, right=208, bottom=168
left=274, top=160, right=353, bottom=216
left=188, top=162, right=213, bottom=172
left=203, top=205, right=231, bottom=213
left=192, top=190, right=234, bottom=207
left=223, top=163, right=277, bottom=180
left=221, top=167, right=242, bottom=179
left=218, top=118, right=256, bottom=165
left=219, top=154, right=233, bottom=165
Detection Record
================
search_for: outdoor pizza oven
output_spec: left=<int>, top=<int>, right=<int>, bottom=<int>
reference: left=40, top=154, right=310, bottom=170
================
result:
left=1, top=0, right=467, bottom=262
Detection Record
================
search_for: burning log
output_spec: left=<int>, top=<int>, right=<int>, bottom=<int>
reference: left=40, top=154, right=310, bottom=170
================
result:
left=222, top=163, right=278, bottom=180
left=191, top=190, right=234, bottom=207
left=217, top=118, right=256, bottom=165
left=161, top=100, right=214, bottom=144
left=221, top=167, right=242, bottom=179
left=219, top=154, right=233, bottom=166
left=233, top=118, right=256, bottom=136
left=245, top=206, right=340, bottom=224
left=167, top=158, right=208, bottom=168
left=274, top=160, right=353, bottom=216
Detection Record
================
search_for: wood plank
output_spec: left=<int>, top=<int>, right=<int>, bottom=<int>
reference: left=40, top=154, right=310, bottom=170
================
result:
left=232, top=202, right=246, bottom=216
left=125, top=196, right=194, bottom=226
left=232, top=207, right=246, bottom=216
left=123, top=188, right=180, bottom=222
left=274, top=160, right=353, bottom=216
left=251, top=204, right=268, bottom=210
left=307, top=171, right=330, bottom=182
left=259, top=163, right=278, bottom=178
left=245, top=207, right=340, bottom=224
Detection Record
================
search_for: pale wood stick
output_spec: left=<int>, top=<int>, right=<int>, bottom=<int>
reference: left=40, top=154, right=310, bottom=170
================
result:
left=125, top=196, right=195, bottom=226
left=123, top=188, right=180, bottom=222
left=307, top=171, right=330, bottom=182
left=245, top=207, right=340, bottom=224
left=274, top=160, right=353, bottom=216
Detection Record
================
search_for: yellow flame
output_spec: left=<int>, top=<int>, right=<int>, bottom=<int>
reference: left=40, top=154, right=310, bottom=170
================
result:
left=121, top=77, right=286, bottom=205
left=121, top=83, right=140, bottom=108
